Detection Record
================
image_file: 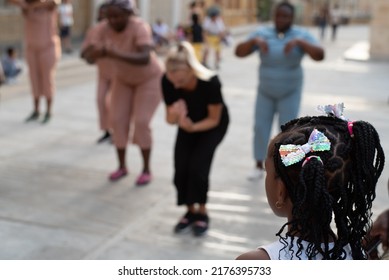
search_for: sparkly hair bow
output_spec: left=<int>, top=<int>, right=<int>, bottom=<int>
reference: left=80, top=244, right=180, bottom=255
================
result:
left=317, top=103, right=348, bottom=121
left=279, top=129, right=331, bottom=167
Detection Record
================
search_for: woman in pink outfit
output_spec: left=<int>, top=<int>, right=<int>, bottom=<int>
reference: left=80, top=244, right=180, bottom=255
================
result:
left=82, top=0, right=163, bottom=186
left=81, top=3, right=112, bottom=143
left=10, top=0, right=61, bottom=123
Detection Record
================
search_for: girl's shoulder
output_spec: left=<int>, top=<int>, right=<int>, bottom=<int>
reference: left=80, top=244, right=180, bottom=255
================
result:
left=236, top=249, right=270, bottom=260
left=252, top=25, right=274, bottom=37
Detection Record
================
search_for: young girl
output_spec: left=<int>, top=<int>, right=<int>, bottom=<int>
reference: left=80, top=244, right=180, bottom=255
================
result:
left=237, top=105, right=385, bottom=259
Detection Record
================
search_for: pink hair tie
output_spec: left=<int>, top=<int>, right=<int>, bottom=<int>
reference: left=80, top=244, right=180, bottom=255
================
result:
left=302, top=156, right=323, bottom=167
left=347, top=121, right=354, bottom=138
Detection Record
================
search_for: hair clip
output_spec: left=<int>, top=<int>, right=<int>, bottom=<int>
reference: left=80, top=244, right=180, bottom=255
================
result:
left=302, top=156, right=323, bottom=167
left=279, top=129, right=331, bottom=167
left=347, top=121, right=354, bottom=138
left=317, top=103, right=347, bottom=121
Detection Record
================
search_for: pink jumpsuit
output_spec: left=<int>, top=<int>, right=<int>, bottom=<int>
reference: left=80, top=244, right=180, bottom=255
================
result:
left=23, top=4, right=61, bottom=98
left=81, top=23, right=113, bottom=132
left=92, top=17, right=163, bottom=149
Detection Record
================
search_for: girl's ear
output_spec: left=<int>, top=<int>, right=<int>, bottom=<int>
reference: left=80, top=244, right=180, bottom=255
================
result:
left=276, top=178, right=288, bottom=204
left=276, top=178, right=293, bottom=215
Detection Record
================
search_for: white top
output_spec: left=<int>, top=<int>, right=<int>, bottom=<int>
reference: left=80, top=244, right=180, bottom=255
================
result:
left=203, top=16, right=225, bottom=35
left=152, top=23, right=169, bottom=37
left=259, top=237, right=354, bottom=260
left=58, top=3, right=74, bottom=26
left=331, top=8, right=342, bottom=24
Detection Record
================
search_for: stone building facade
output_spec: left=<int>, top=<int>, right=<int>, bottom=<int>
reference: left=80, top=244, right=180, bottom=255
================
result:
left=0, top=0, right=256, bottom=52
left=370, top=0, right=389, bottom=60
left=0, top=0, right=388, bottom=59
left=0, top=0, right=93, bottom=51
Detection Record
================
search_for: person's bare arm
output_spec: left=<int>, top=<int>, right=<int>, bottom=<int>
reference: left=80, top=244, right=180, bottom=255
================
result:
left=284, top=39, right=325, bottom=61
left=105, top=44, right=152, bottom=65
left=235, top=37, right=268, bottom=57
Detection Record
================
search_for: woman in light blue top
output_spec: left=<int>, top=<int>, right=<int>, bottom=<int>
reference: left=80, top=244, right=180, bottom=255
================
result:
left=235, top=1, right=324, bottom=180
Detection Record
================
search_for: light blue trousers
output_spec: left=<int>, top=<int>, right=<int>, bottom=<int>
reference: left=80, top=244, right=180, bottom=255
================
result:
left=253, top=85, right=302, bottom=162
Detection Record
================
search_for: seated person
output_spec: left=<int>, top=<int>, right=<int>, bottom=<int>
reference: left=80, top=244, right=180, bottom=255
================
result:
left=152, top=19, right=170, bottom=48
left=1, top=47, right=22, bottom=83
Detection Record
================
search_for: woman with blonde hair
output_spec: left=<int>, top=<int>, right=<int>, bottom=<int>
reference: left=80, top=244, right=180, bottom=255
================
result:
left=162, top=41, right=229, bottom=236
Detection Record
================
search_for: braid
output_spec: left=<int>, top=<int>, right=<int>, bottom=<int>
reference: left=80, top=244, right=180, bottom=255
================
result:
left=272, top=115, right=385, bottom=259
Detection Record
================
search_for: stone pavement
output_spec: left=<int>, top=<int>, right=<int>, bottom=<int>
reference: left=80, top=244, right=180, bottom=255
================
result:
left=0, top=24, right=388, bottom=260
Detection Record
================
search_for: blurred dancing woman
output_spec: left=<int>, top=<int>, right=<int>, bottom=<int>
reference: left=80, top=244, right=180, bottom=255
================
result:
left=10, top=0, right=61, bottom=123
left=81, top=0, right=162, bottom=186
left=81, top=3, right=113, bottom=143
left=235, top=2, right=324, bottom=180
left=162, top=42, right=229, bottom=236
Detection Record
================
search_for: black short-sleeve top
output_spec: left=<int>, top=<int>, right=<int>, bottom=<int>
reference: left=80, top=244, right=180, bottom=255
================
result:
left=162, top=74, right=229, bottom=127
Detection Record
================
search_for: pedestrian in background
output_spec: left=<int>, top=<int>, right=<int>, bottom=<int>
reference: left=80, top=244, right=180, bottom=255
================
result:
left=9, top=0, right=61, bottom=124
left=235, top=1, right=324, bottom=180
left=330, top=4, right=342, bottom=41
left=1, top=47, right=22, bottom=83
left=162, top=41, right=229, bottom=236
left=317, top=4, right=329, bottom=40
left=202, top=9, right=226, bottom=69
left=81, top=2, right=112, bottom=144
left=188, top=0, right=206, bottom=24
left=58, top=0, right=74, bottom=53
left=81, top=0, right=162, bottom=186
left=152, top=18, right=171, bottom=54
left=188, top=13, right=205, bottom=62
left=237, top=107, right=385, bottom=259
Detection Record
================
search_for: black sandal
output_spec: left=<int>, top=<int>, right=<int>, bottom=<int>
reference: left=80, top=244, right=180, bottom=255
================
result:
left=174, top=211, right=196, bottom=233
left=192, top=213, right=209, bottom=237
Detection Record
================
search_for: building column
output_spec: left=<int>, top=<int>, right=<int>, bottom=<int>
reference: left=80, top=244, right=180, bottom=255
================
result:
left=139, top=0, right=150, bottom=23
left=91, top=0, right=104, bottom=24
left=172, top=0, right=181, bottom=29
left=370, top=0, right=389, bottom=60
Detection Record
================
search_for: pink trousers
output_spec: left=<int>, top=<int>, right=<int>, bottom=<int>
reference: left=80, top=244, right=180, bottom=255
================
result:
left=26, top=43, right=60, bottom=98
left=110, top=74, right=162, bottom=149
left=96, top=73, right=111, bottom=131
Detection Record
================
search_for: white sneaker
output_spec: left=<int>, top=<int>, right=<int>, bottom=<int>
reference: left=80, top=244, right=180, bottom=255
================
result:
left=247, top=168, right=265, bottom=181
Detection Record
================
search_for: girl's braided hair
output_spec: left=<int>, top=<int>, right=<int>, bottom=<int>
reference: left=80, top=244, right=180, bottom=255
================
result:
left=271, top=115, right=385, bottom=259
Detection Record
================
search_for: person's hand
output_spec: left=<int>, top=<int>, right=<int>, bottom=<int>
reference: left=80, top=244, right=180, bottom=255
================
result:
left=284, top=39, right=301, bottom=54
left=178, top=116, right=195, bottom=132
left=81, top=45, right=106, bottom=64
left=81, top=45, right=97, bottom=64
left=252, top=38, right=269, bottom=54
left=167, top=99, right=187, bottom=124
